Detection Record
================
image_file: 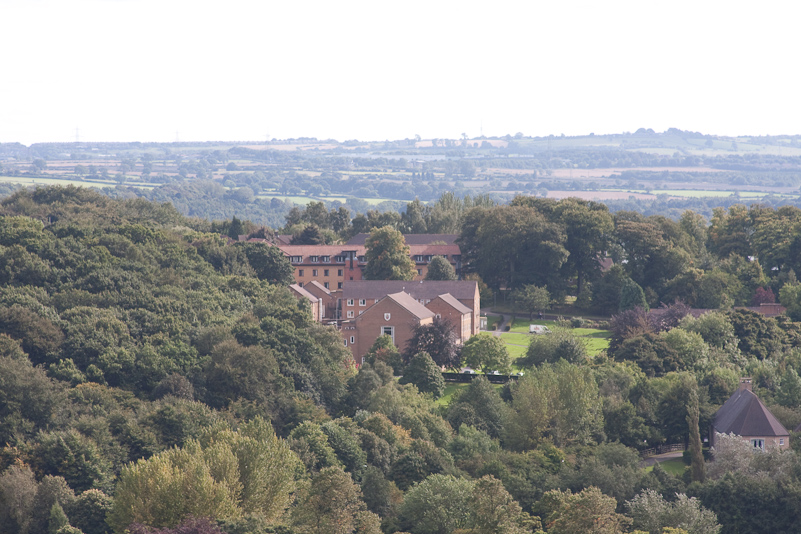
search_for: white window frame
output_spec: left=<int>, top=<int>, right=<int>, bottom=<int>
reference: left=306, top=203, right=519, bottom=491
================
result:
left=359, top=299, right=366, bottom=306
left=310, top=256, right=319, bottom=263
left=322, top=256, right=331, bottom=263
left=350, top=336, right=355, bottom=344
left=291, top=256, right=302, bottom=263
left=347, top=299, right=354, bottom=306
left=381, top=325, right=394, bottom=343
left=347, top=310, right=354, bottom=318
left=751, top=438, right=765, bottom=450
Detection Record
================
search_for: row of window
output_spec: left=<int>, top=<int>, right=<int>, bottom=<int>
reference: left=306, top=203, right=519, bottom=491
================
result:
left=298, top=281, right=342, bottom=290
left=291, top=254, right=458, bottom=265
left=298, top=269, right=344, bottom=277
left=290, top=255, right=352, bottom=264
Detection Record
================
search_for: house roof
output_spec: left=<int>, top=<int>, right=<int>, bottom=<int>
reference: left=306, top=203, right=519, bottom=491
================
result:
left=713, top=387, right=789, bottom=438
left=430, top=293, right=471, bottom=314
left=276, top=245, right=365, bottom=257
left=289, top=284, right=319, bottom=303
left=346, top=233, right=460, bottom=246
left=383, top=292, right=436, bottom=320
left=306, top=280, right=331, bottom=295
left=343, top=280, right=478, bottom=301
left=407, top=244, right=461, bottom=257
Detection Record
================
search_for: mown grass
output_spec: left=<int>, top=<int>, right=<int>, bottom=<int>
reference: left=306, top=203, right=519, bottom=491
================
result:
left=644, top=458, right=686, bottom=476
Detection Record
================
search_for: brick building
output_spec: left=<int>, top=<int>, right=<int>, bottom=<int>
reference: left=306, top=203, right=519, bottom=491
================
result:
left=342, top=291, right=435, bottom=363
left=341, top=280, right=480, bottom=335
left=289, top=284, right=323, bottom=323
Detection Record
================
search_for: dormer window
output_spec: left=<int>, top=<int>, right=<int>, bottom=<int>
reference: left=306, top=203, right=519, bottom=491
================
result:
left=291, top=256, right=302, bottom=263
left=310, top=256, right=319, bottom=263
left=357, top=256, right=366, bottom=262
left=335, top=255, right=346, bottom=263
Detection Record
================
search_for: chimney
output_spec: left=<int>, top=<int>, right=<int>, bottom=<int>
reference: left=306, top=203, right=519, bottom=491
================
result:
left=740, top=377, right=752, bottom=391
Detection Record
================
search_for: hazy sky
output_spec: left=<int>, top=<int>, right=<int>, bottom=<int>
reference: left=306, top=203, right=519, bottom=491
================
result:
left=2, top=0, right=800, bottom=145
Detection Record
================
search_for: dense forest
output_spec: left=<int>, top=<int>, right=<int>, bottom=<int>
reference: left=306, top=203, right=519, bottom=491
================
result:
left=6, top=186, right=801, bottom=534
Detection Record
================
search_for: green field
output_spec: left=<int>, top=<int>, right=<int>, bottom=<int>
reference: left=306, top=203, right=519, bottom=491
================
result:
left=496, top=317, right=610, bottom=359
left=0, top=176, right=157, bottom=189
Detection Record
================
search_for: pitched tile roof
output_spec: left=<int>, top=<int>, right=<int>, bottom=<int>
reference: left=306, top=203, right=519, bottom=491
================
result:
left=276, top=244, right=366, bottom=256
left=343, top=280, right=478, bottom=301
left=713, top=387, right=789, bottom=438
left=430, top=293, right=471, bottom=314
left=408, top=244, right=461, bottom=256
left=306, top=280, right=331, bottom=295
left=289, top=284, right=319, bottom=303
left=346, top=233, right=460, bottom=245
left=384, top=292, right=436, bottom=320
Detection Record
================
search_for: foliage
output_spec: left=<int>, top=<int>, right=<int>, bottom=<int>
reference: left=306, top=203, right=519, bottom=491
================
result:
left=539, top=486, right=631, bottom=534
left=521, top=327, right=588, bottom=367
left=399, top=352, right=445, bottom=398
left=424, top=256, right=457, bottom=281
left=462, top=333, right=511, bottom=373
left=512, top=284, right=550, bottom=319
left=403, top=318, right=461, bottom=369
left=398, top=474, right=474, bottom=534
left=627, top=490, right=721, bottom=534
left=363, top=226, right=416, bottom=281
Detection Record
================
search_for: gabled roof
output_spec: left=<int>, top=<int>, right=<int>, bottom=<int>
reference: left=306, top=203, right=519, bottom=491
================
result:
left=408, top=244, right=461, bottom=256
left=306, top=280, right=331, bottom=295
left=429, top=293, right=471, bottom=314
left=346, top=233, right=460, bottom=246
left=276, top=244, right=366, bottom=257
left=383, top=292, right=436, bottom=320
left=713, top=387, right=789, bottom=438
left=289, top=284, right=319, bottom=304
left=343, top=280, right=478, bottom=301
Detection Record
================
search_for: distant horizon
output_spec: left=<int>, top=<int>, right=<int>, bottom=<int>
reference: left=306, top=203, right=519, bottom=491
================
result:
left=5, top=127, right=801, bottom=148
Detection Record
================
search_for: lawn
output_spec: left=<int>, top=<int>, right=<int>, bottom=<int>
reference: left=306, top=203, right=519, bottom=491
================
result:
left=495, top=317, right=611, bottom=359
left=645, top=458, right=686, bottom=476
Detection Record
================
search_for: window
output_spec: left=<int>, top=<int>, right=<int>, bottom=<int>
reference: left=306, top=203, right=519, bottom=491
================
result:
left=414, top=255, right=424, bottom=262
left=359, top=299, right=366, bottom=306
left=781, top=438, right=785, bottom=446
left=324, top=269, right=329, bottom=276
left=338, top=269, right=343, bottom=276
left=322, top=256, right=330, bottom=263
left=357, top=255, right=366, bottom=262
left=347, top=310, right=354, bottom=318
left=417, top=269, right=422, bottom=275
left=298, top=269, right=305, bottom=276
left=312, top=269, right=318, bottom=276
left=324, top=282, right=330, bottom=289
left=381, top=326, right=394, bottom=343
left=751, top=439, right=765, bottom=450
left=347, top=299, right=354, bottom=306
left=344, top=339, right=348, bottom=346
left=350, top=336, right=355, bottom=344
left=310, top=256, right=319, bottom=263
left=337, top=282, right=342, bottom=289
left=436, top=314, right=441, bottom=319
left=298, top=282, right=303, bottom=287
left=335, top=255, right=346, bottom=263
left=291, top=256, right=302, bottom=263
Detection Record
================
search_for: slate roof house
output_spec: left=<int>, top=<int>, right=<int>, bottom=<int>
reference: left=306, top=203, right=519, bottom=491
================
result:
left=711, top=378, right=790, bottom=450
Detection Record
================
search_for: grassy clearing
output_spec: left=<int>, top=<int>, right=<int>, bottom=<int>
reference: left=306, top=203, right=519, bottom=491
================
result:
left=645, top=458, right=686, bottom=476
left=496, top=317, right=611, bottom=358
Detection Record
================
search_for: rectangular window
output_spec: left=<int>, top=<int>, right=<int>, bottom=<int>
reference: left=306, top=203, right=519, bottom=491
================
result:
left=324, top=269, right=329, bottom=276
left=344, top=339, right=348, bottom=346
left=298, top=269, right=305, bottom=276
left=751, top=439, right=765, bottom=450
left=417, top=269, right=422, bottom=275
left=335, top=255, right=345, bottom=263
left=338, top=269, right=343, bottom=276
left=312, top=269, right=318, bottom=276
left=324, top=282, right=329, bottom=289
left=381, top=326, right=394, bottom=343
left=347, top=310, right=354, bottom=318
left=337, top=282, right=343, bottom=289
left=322, top=256, right=330, bottom=263
left=347, top=299, right=354, bottom=306
left=298, top=282, right=303, bottom=287
left=291, top=256, right=302, bottom=263
left=781, top=438, right=785, bottom=446
left=359, top=299, right=366, bottom=306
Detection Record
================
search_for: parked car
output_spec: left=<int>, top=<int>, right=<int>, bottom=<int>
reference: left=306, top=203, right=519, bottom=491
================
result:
left=529, top=324, right=551, bottom=334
